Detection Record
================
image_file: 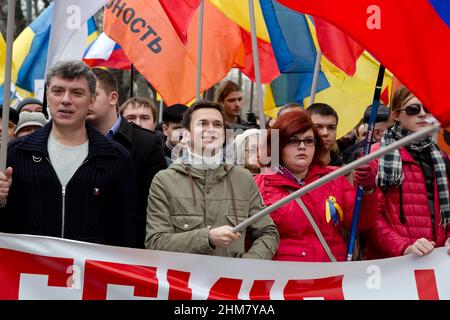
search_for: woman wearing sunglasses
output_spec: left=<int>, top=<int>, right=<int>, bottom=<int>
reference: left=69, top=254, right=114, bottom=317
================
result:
left=366, top=87, right=450, bottom=258
left=254, top=109, right=378, bottom=262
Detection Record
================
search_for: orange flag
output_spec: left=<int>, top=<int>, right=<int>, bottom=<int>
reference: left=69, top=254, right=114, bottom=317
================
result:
left=104, top=0, right=279, bottom=105
left=104, top=0, right=242, bottom=105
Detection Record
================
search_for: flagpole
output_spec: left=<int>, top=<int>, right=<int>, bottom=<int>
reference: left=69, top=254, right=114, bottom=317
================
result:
left=346, top=64, right=386, bottom=261
left=309, top=49, right=322, bottom=106
left=249, top=0, right=265, bottom=130
left=195, top=0, right=205, bottom=101
left=231, top=122, right=439, bottom=233
left=159, top=99, right=163, bottom=124
left=1, top=0, right=16, bottom=172
left=130, top=64, right=134, bottom=98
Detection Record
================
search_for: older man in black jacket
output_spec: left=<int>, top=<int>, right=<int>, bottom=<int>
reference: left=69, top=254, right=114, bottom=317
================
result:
left=87, top=68, right=167, bottom=247
left=0, top=60, right=139, bottom=248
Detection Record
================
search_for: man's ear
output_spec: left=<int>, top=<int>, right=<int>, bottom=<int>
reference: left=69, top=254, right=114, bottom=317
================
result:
left=162, top=123, right=168, bottom=136
left=89, top=93, right=96, bottom=108
left=110, top=91, right=119, bottom=107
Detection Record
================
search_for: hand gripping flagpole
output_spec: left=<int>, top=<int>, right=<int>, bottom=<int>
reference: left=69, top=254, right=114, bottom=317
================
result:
left=195, top=0, right=205, bottom=101
left=231, top=121, right=440, bottom=234
left=346, top=64, right=385, bottom=261
left=1, top=0, right=16, bottom=172
left=248, top=0, right=265, bottom=130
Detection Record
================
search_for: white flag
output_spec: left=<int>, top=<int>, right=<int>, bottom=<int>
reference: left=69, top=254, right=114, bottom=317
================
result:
left=46, top=0, right=108, bottom=71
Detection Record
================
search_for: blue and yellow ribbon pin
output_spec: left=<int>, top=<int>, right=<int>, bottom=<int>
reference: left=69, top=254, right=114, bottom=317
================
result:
left=325, top=196, right=344, bottom=225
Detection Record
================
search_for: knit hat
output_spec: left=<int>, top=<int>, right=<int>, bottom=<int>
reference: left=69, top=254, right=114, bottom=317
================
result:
left=14, top=112, right=48, bottom=135
left=234, top=129, right=261, bottom=153
left=16, top=98, right=43, bottom=113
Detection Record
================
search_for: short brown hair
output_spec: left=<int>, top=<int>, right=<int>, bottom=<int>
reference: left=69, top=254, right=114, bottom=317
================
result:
left=264, top=109, right=325, bottom=167
left=119, top=97, right=157, bottom=122
left=181, top=100, right=225, bottom=131
left=215, top=80, right=241, bottom=104
left=92, top=68, right=118, bottom=95
left=391, top=86, right=415, bottom=112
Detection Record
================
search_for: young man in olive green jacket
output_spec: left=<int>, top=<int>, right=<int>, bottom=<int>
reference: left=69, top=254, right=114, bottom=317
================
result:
left=145, top=101, right=279, bottom=259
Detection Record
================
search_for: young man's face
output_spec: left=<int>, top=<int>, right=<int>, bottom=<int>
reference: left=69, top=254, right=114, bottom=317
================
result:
left=47, top=76, right=95, bottom=130
left=189, top=108, right=225, bottom=155
left=310, top=114, right=337, bottom=152
left=222, top=91, right=243, bottom=120
left=87, top=82, right=117, bottom=125
left=123, top=105, right=155, bottom=131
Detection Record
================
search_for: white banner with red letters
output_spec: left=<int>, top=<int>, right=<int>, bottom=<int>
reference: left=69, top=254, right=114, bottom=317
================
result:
left=0, top=232, right=449, bottom=300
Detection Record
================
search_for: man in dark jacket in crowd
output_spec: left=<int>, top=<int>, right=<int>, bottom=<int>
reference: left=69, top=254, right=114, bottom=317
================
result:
left=87, top=68, right=167, bottom=247
left=161, top=104, right=188, bottom=164
left=0, top=60, right=139, bottom=248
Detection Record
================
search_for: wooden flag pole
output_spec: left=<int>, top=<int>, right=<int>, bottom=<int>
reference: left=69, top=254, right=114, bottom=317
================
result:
left=309, top=49, right=322, bottom=106
left=1, top=0, right=17, bottom=171
left=195, top=0, right=205, bottom=101
left=248, top=0, right=265, bottom=129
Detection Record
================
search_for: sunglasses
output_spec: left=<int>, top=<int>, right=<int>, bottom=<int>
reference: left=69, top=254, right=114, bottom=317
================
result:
left=397, top=103, right=429, bottom=116
left=287, top=136, right=316, bottom=148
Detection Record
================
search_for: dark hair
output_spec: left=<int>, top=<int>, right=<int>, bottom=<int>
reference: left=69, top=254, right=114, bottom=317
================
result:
left=307, top=103, right=339, bottom=125
left=119, top=96, right=157, bottom=122
left=264, top=109, right=325, bottom=167
left=181, top=100, right=225, bottom=130
left=92, top=68, right=118, bottom=95
left=215, top=80, right=241, bottom=103
left=46, top=60, right=96, bottom=95
left=363, top=103, right=390, bottom=123
left=163, top=104, right=188, bottom=124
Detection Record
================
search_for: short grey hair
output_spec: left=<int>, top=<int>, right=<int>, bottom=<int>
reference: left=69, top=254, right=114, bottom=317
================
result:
left=46, top=60, right=96, bottom=95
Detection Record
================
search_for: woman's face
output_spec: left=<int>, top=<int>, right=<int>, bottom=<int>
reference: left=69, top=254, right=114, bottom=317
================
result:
left=281, top=129, right=316, bottom=175
left=392, top=96, right=432, bottom=132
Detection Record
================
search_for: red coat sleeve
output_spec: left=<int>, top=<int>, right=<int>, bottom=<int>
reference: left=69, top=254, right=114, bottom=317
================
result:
left=367, top=191, right=411, bottom=257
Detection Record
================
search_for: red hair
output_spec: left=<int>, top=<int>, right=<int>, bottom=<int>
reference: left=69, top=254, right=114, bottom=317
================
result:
left=263, top=109, right=325, bottom=167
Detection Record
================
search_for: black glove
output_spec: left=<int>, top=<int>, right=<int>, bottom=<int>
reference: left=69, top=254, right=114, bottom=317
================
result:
left=246, top=112, right=257, bottom=127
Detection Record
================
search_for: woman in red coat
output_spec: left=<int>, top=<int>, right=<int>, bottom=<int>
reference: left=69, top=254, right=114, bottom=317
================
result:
left=255, top=110, right=378, bottom=262
left=366, top=87, right=450, bottom=258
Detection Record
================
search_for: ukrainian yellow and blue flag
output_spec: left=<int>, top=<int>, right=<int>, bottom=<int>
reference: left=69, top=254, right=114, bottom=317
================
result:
left=325, top=196, right=344, bottom=226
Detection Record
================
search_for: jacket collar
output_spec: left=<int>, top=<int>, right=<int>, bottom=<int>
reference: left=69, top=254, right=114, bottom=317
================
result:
left=261, top=164, right=331, bottom=189
left=170, top=163, right=234, bottom=180
left=114, top=115, right=133, bottom=145
left=16, top=121, right=117, bottom=158
left=400, top=146, right=420, bottom=164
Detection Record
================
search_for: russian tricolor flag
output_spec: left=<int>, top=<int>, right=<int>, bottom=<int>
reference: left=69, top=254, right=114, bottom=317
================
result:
left=83, top=32, right=131, bottom=70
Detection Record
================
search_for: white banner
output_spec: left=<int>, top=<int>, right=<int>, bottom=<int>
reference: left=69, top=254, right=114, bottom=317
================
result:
left=0, top=233, right=448, bottom=300
left=46, top=0, right=108, bottom=71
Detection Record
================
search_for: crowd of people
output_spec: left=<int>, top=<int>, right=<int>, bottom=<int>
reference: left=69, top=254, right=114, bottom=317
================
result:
left=0, top=59, right=448, bottom=262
